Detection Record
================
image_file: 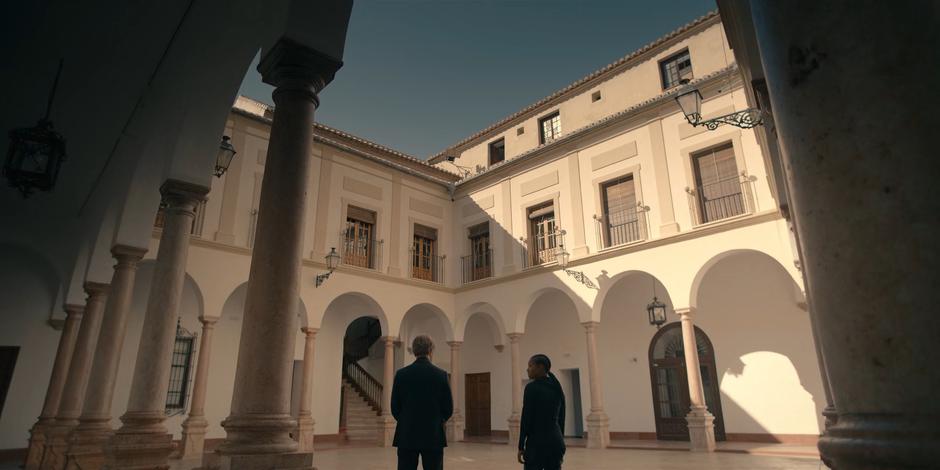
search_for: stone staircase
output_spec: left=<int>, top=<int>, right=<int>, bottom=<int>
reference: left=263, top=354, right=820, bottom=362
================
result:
left=342, top=379, right=381, bottom=445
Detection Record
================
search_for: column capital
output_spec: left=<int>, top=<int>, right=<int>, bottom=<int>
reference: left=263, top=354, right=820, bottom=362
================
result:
left=83, top=281, right=111, bottom=296
left=446, top=341, right=463, bottom=349
left=198, top=316, right=219, bottom=327
left=507, top=333, right=524, bottom=343
left=111, top=244, right=147, bottom=263
left=381, top=336, right=396, bottom=346
left=301, top=327, right=319, bottom=337
left=160, top=179, right=209, bottom=208
left=64, top=303, right=85, bottom=319
left=259, top=38, right=344, bottom=105
left=674, top=307, right=696, bottom=318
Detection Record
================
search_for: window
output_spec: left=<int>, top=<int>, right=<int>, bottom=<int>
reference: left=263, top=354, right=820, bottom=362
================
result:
left=527, top=202, right=559, bottom=265
left=488, top=139, right=505, bottom=166
left=591, top=90, right=602, bottom=102
left=600, top=175, right=642, bottom=247
left=0, top=347, right=19, bottom=418
left=538, top=112, right=561, bottom=144
left=516, top=126, right=525, bottom=136
left=463, top=223, right=491, bottom=283
left=344, top=206, right=377, bottom=268
left=412, top=224, right=440, bottom=282
left=691, top=143, right=745, bottom=223
left=660, top=50, right=693, bottom=89
left=166, top=325, right=195, bottom=415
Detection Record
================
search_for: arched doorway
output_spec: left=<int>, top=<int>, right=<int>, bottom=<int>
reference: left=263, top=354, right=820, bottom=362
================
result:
left=648, top=322, right=725, bottom=441
left=340, top=316, right=383, bottom=444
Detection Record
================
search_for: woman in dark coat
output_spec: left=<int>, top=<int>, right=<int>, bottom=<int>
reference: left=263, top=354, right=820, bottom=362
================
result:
left=517, top=354, right=566, bottom=470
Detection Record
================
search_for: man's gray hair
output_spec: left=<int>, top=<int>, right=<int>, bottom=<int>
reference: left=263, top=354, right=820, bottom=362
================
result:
left=412, top=335, right=434, bottom=357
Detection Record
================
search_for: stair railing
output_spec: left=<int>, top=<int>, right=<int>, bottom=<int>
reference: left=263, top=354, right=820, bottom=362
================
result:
left=342, top=355, right=383, bottom=413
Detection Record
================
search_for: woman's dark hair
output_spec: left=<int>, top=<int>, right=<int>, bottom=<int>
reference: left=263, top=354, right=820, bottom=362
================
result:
left=530, top=354, right=552, bottom=372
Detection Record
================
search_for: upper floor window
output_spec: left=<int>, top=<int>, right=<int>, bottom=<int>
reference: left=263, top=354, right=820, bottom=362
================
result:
left=343, top=206, right=379, bottom=269
left=691, top=143, right=746, bottom=224
left=412, top=224, right=442, bottom=283
left=660, top=49, right=693, bottom=90
left=463, top=223, right=492, bottom=283
left=488, top=138, right=506, bottom=166
left=538, top=112, right=562, bottom=144
left=527, top=202, right=560, bottom=266
left=599, top=174, right=644, bottom=247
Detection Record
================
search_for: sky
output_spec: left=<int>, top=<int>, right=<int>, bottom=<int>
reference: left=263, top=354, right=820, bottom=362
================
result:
left=237, top=0, right=715, bottom=159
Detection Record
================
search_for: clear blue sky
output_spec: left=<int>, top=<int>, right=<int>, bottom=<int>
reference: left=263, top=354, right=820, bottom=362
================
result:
left=238, top=0, right=715, bottom=159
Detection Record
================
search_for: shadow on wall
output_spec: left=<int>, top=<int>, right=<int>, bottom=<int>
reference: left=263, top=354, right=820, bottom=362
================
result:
left=696, top=251, right=825, bottom=439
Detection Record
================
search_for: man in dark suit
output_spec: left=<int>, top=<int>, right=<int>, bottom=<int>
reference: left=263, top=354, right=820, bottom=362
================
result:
left=391, top=335, right=453, bottom=470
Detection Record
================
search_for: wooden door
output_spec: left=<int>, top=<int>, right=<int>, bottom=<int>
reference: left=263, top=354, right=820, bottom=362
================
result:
left=412, top=236, right=435, bottom=281
left=470, top=233, right=491, bottom=280
left=344, top=218, right=374, bottom=268
left=465, top=372, right=491, bottom=436
left=649, top=323, right=725, bottom=441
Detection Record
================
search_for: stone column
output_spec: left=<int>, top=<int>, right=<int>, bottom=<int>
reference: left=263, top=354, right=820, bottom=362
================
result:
left=296, top=327, right=318, bottom=452
left=445, top=341, right=464, bottom=443
left=213, top=40, right=342, bottom=470
left=178, top=316, right=220, bottom=459
left=65, top=245, right=146, bottom=470
left=507, top=333, right=523, bottom=446
left=25, top=304, right=83, bottom=470
left=40, top=284, right=108, bottom=470
left=105, top=180, right=208, bottom=470
left=581, top=322, right=609, bottom=448
left=746, top=3, right=940, bottom=467
left=675, top=308, right=715, bottom=452
left=377, top=336, right=395, bottom=447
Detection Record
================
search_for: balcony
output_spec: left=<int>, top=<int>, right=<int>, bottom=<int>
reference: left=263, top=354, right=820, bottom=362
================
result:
left=521, top=229, right=565, bottom=269
left=411, top=249, right=445, bottom=284
left=686, top=175, right=754, bottom=225
left=341, top=233, right=383, bottom=270
left=461, top=249, right=493, bottom=284
left=594, top=205, right=648, bottom=249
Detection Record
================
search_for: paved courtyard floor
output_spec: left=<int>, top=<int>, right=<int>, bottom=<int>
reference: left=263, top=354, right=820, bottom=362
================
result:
left=309, top=442, right=824, bottom=470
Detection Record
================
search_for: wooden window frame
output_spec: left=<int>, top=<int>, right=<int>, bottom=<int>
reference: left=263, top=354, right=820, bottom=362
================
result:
left=659, top=49, right=693, bottom=90
left=538, top=111, right=562, bottom=145
left=488, top=138, right=506, bottom=166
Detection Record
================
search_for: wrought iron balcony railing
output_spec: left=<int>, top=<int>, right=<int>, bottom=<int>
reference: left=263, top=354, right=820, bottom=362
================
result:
left=461, top=249, right=493, bottom=284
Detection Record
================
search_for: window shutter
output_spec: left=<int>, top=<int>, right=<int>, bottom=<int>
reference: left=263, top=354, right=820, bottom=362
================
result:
left=347, top=205, right=376, bottom=224
left=468, top=222, right=489, bottom=239
left=414, top=224, right=437, bottom=240
left=528, top=204, right=555, bottom=219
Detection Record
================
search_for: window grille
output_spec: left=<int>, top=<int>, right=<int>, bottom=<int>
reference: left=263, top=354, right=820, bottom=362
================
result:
left=538, top=112, right=561, bottom=144
left=660, top=50, right=693, bottom=89
left=165, top=320, right=197, bottom=416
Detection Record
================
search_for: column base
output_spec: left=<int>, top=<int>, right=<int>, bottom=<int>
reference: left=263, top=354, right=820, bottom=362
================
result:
left=177, top=417, right=209, bottom=460
left=103, top=430, right=174, bottom=470
left=507, top=415, right=521, bottom=449
left=822, top=405, right=839, bottom=430
left=377, top=415, right=395, bottom=448
left=585, top=412, right=610, bottom=449
left=201, top=451, right=314, bottom=470
left=218, top=414, right=298, bottom=455
left=65, top=418, right=113, bottom=470
left=38, top=423, right=75, bottom=470
left=25, top=422, right=50, bottom=470
left=446, top=414, right=465, bottom=443
left=818, top=413, right=940, bottom=470
left=685, top=409, right=716, bottom=452
left=295, top=416, right=315, bottom=453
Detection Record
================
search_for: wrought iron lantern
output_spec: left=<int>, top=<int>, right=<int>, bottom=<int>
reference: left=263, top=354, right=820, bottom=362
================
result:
left=213, top=136, right=237, bottom=177
left=555, top=242, right=598, bottom=289
left=4, top=60, right=66, bottom=197
left=647, top=296, right=667, bottom=328
left=316, top=247, right=341, bottom=287
left=646, top=279, right=667, bottom=328
left=674, top=79, right=763, bottom=130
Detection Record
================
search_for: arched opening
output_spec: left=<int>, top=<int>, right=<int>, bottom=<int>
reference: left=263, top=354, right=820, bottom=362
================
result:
left=648, top=322, right=725, bottom=441
left=520, top=288, right=587, bottom=440
left=316, top=292, right=388, bottom=445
